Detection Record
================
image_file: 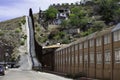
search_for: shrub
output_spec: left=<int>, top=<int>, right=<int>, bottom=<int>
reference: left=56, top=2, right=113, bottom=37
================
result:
left=21, top=19, right=26, bottom=24
left=23, top=35, right=27, bottom=40
left=15, top=28, right=21, bottom=33
left=0, top=31, right=4, bottom=36
left=25, top=52, right=28, bottom=54
left=20, top=40, right=25, bottom=45
left=18, top=22, right=21, bottom=26
left=61, top=38, right=70, bottom=44
left=38, top=37, right=47, bottom=43
left=36, top=27, right=40, bottom=32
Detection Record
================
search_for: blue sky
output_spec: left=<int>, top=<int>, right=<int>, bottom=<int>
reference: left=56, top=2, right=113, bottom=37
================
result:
left=0, top=0, right=80, bottom=22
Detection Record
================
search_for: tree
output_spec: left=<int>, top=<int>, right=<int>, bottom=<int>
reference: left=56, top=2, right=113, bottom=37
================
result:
left=99, top=0, right=114, bottom=23
left=69, top=13, right=80, bottom=27
left=114, top=7, right=120, bottom=23
left=69, top=7, right=85, bottom=27
left=94, top=0, right=120, bottom=23
left=45, top=7, right=58, bottom=21
left=60, top=20, right=69, bottom=29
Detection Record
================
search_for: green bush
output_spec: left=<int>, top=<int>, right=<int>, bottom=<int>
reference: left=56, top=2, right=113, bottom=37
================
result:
left=36, top=27, right=40, bottom=32
left=15, top=28, right=21, bottom=33
left=0, top=31, right=4, bottom=36
left=23, top=35, right=27, bottom=40
left=21, top=19, right=26, bottom=24
left=20, top=40, right=25, bottom=45
left=25, top=52, right=28, bottom=54
left=61, top=38, right=70, bottom=44
left=18, top=22, right=21, bottom=26
left=80, top=31, right=89, bottom=37
left=38, top=37, right=47, bottom=43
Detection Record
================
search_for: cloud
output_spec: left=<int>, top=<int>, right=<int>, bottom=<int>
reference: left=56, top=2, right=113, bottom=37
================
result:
left=0, top=0, right=79, bottom=22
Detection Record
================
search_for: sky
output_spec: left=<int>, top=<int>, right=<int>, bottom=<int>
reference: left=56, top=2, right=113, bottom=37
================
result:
left=0, top=0, right=80, bottom=22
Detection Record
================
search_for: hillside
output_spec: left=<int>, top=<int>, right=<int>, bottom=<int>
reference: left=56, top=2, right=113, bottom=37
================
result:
left=0, top=16, right=27, bottom=61
left=35, top=0, right=120, bottom=45
left=0, top=16, right=27, bottom=46
left=0, top=0, right=120, bottom=61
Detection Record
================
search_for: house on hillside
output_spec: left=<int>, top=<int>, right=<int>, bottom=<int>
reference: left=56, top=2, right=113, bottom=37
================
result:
left=38, top=6, right=70, bottom=25
left=55, top=8, right=70, bottom=25
left=38, top=0, right=93, bottom=26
